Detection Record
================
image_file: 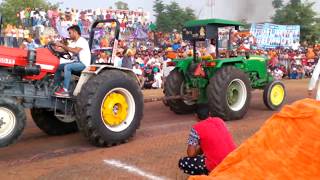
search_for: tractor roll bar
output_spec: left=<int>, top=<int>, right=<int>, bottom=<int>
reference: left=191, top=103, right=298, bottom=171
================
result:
left=88, top=19, right=120, bottom=50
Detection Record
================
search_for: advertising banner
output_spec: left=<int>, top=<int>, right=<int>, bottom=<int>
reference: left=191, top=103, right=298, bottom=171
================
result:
left=250, top=23, right=300, bottom=49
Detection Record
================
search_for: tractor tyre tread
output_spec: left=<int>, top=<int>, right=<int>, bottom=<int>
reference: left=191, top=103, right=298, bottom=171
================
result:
left=30, top=109, right=78, bottom=135
left=207, top=66, right=251, bottom=120
left=164, top=69, right=196, bottom=114
left=76, top=70, right=143, bottom=147
left=263, top=81, right=286, bottom=110
left=0, top=98, right=26, bottom=147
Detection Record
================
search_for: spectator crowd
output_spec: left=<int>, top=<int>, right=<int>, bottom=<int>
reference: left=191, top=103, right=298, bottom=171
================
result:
left=0, top=7, right=320, bottom=90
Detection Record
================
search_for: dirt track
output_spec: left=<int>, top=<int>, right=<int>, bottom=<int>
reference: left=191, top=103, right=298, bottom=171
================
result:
left=0, top=79, right=311, bottom=179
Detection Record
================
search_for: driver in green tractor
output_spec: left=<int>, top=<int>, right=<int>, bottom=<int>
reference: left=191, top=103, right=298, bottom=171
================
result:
left=207, top=39, right=217, bottom=59
left=53, top=25, right=91, bottom=97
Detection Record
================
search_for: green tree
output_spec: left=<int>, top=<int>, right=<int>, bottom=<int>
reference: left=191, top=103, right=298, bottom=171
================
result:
left=0, top=0, right=59, bottom=25
left=114, top=1, right=129, bottom=10
left=239, top=18, right=251, bottom=30
left=272, top=0, right=320, bottom=43
left=183, top=7, right=196, bottom=23
left=153, top=0, right=169, bottom=31
left=153, top=0, right=196, bottom=32
left=272, top=0, right=284, bottom=9
left=290, top=0, right=301, bottom=6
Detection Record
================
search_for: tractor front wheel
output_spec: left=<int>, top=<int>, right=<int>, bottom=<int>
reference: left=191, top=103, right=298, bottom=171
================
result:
left=164, top=69, right=196, bottom=114
left=207, top=66, right=251, bottom=120
left=0, top=98, right=26, bottom=147
left=30, top=109, right=78, bottom=135
left=263, top=81, right=286, bottom=110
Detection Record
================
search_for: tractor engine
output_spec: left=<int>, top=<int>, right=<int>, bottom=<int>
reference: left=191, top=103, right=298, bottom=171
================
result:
left=13, top=50, right=41, bottom=76
left=0, top=47, right=59, bottom=80
left=0, top=68, right=17, bottom=83
left=0, top=47, right=60, bottom=107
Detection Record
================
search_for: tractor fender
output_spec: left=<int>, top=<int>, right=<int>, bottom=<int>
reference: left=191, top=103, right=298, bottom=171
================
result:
left=73, top=65, right=140, bottom=96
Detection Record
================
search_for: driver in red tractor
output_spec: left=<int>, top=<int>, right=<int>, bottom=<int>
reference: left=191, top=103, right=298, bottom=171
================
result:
left=53, top=25, right=91, bottom=97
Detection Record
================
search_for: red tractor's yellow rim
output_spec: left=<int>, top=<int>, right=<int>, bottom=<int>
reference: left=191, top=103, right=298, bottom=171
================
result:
left=101, top=92, right=128, bottom=126
left=270, top=84, right=285, bottom=106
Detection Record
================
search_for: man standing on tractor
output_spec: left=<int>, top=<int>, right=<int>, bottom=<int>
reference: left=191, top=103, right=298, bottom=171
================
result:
left=54, top=25, right=91, bottom=97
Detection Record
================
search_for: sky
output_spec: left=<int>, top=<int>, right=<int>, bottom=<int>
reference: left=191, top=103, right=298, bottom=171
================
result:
left=0, top=0, right=319, bottom=22
left=50, top=0, right=211, bottom=20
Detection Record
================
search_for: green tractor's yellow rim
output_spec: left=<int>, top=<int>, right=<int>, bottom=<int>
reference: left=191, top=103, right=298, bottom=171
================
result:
left=270, top=84, right=285, bottom=106
left=101, top=92, right=128, bottom=126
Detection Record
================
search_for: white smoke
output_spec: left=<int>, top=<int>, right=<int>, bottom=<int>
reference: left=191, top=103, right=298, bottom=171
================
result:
left=199, top=0, right=319, bottom=23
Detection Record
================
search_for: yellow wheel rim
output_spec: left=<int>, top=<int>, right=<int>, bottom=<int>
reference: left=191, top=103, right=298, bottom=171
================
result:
left=101, top=92, right=128, bottom=127
left=270, top=84, right=285, bottom=106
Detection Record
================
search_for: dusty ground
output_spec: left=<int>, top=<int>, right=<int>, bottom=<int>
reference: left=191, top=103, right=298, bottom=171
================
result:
left=0, top=79, right=311, bottom=180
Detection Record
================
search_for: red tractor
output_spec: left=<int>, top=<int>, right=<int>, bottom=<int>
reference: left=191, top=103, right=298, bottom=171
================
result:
left=0, top=16, right=144, bottom=147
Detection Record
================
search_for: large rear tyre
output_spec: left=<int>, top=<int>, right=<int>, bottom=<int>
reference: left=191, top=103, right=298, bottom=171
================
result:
left=0, top=98, right=26, bottom=147
left=207, top=66, right=251, bottom=120
left=76, top=70, right=143, bottom=147
left=164, top=69, right=196, bottom=114
left=30, top=109, right=78, bottom=135
left=263, top=81, right=286, bottom=110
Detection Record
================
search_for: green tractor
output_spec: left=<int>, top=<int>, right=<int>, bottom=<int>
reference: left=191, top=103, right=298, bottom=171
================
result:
left=164, top=19, right=286, bottom=120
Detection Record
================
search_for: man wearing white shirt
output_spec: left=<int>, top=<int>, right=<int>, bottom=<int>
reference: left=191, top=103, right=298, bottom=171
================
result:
left=292, top=41, right=300, bottom=51
left=207, top=39, right=216, bottom=58
left=113, top=52, right=122, bottom=67
left=152, top=67, right=163, bottom=89
left=308, top=60, right=320, bottom=100
left=133, top=63, right=144, bottom=88
left=54, top=25, right=91, bottom=97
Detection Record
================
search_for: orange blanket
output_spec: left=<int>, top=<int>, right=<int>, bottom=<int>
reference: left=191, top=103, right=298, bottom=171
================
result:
left=190, top=99, right=320, bottom=180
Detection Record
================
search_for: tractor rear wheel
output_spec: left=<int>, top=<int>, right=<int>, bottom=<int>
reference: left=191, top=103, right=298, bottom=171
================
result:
left=0, top=98, right=26, bottom=147
left=30, top=109, right=78, bottom=135
left=207, top=66, right=251, bottom=120
left=263, top=81, right=286, bottom=110
left=76, top=70, right=143, bottom=147
left=164, top=69, right=196, bottom=114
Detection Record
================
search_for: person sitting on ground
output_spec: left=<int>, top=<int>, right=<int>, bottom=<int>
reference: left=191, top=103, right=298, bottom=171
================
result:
left=178, top=104, right=236, bottom=175
left=53, top=25, right=91, bottom=97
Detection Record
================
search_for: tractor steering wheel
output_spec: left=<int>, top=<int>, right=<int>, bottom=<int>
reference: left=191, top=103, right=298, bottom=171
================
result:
left=47, top=42, right=73, bottom=60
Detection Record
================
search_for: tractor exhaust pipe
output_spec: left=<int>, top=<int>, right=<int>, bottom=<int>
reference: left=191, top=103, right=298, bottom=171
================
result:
left=13, top=50, right=41, bottom=76
left=27, top=49, right=37, bottom=65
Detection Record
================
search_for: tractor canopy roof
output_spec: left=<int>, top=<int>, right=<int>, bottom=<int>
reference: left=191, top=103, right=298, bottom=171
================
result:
left=182, top=18, right=243, bottom=41
left=184, top=18, right=244, bottom=28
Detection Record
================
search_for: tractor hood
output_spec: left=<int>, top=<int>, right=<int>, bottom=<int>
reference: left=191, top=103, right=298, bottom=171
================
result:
left=0, top=46, right=59, bottom=80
